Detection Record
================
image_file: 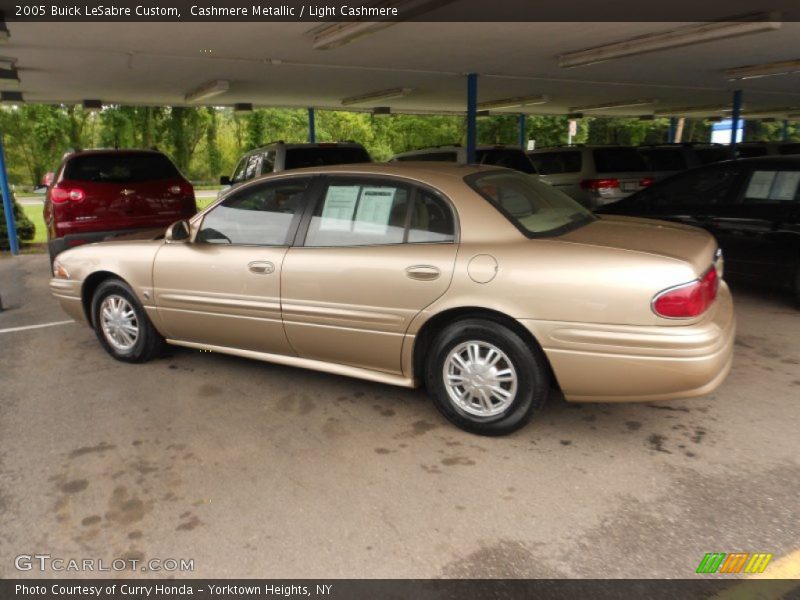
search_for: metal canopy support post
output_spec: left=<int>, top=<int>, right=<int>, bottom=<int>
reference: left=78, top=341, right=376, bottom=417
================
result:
left=781, top=120, right=789, bottom=142
left=668, top=117, right=677, bottom=143
left=466, top=73, right=478, bottom=164
left=518, top=113, right=526, bottom=148
left=307, top=108, right=316, bottom=143
left=730, top=89, right=743, bottom=158
left=0, top=135, right=19, bottom=256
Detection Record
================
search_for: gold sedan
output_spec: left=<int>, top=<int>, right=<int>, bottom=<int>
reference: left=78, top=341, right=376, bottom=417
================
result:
left=49, top=163, right=735, bottom=435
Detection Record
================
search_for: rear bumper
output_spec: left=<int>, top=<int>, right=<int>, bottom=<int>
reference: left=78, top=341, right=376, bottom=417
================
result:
left=49, top=278, right=87, bottom=324
left=521, top=283, right=736, bottom=402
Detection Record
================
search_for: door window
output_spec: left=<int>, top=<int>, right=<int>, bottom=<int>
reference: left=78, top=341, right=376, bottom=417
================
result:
left=231, top=157, right=249, bottom=183
left=243, top=154, right=262, bottom=181
left=408, top=190, right=456, bottom=243
left=196, top=178, right=309, bottom=246
left=260, top=151, right=276, bottom=175
left=643, top=165, right=742, bottom=208
left=744, top=170, right=800, bottom=203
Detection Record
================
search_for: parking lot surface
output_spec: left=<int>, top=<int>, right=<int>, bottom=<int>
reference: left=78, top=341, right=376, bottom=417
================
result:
left=1, top=254, right=798, bottom=579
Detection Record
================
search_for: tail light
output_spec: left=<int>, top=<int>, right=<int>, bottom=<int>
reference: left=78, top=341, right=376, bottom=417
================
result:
left=652, top=268, right=719, bottom=319
left=50, top=186, right=85, bottom=203
left=639, top=177, right=655, bottom=187
left=169, top=181, right=195, bottom=197
left=580, top=178, right=619, bottom=191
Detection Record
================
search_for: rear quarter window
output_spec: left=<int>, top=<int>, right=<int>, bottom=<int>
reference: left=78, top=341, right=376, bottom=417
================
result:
left=64, top=153, right=181, bottom=183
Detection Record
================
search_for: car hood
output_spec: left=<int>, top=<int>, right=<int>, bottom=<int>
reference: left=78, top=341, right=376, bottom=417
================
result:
left=558, top=215, right=717, bottom=275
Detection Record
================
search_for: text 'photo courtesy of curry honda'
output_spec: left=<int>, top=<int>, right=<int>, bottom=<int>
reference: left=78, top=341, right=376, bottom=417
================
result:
left=49, top=163, right=735, bottom=436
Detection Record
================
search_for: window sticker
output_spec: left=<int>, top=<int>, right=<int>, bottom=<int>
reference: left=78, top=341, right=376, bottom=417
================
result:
left=770, top=171, right=800, bottom=201
left=353, top=187, right=397, bottom=234
left=745, top=171, right=776, bottom=199
left=319, top=185, right=360, bottom=230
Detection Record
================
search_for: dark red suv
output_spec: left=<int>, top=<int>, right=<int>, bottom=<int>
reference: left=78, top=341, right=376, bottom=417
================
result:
left=44, top=149, right=197, bottom=262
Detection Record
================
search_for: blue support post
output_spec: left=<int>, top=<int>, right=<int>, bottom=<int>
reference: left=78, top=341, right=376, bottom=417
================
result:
left=781, top=119, right=789, bottom=142
left=667, top=117, right=677, bottom=143
left=730, top=89, right=743, bottom=158
left=518, top=113, right=526, bottom=148
left=307, top=108, right=316, bottom=143
left=466, top=73, right=478, bottom=164
left=0, top=135, right=19, bottom=256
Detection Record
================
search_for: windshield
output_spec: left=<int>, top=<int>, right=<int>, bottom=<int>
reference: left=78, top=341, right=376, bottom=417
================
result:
left=64, top=152, right=181, bottom=183
left=476, top=149, right=537, bottom=174
left=468, top=171, right=595, bottom=237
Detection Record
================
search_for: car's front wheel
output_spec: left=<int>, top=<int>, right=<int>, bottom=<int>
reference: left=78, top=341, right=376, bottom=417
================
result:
left=91, top=278, right=164, bottom=363
left=425, top=319, right=550, bottom=436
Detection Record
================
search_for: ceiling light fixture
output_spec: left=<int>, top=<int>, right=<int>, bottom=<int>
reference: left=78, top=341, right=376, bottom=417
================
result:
left=726, top=58, right=800, bottom=81
left=341, top=87, right=412, bottom=106
left=655, top=105, right=731, bottom=117
left=184, top=79, right=230, bottom=103
left=308, top=0, right=455, bottom=50
left=1, top=91, right=23, bottom=103
left=82, top=99, right=102, bottom=111
left=569, top=99, right=656, bottom=112
left=234, top=102, right=253, bottom=112
left=558, top=12, right=781, bottom=68
left=477, top=95, right=548, bottom=110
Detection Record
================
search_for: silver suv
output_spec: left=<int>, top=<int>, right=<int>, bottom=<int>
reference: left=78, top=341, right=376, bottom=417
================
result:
left=390, top=144, right=538, bottom=175
left=221, top=141, right=371, bottom=189
left=528, top=145, right=653, bottom=209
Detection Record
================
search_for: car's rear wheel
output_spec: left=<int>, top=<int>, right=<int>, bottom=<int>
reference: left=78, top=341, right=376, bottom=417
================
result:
left=91, top=279, right=164, bottom=363
left=425, top=318, right=549, bottom=436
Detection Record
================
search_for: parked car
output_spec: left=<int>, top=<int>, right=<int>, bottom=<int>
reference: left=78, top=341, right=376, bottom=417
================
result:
left=779, top=142, right=800, bottom=155
left=638, top=144, right=703, bottom=181
left=391, top=144, right=538, bottom=175
left=221, top=141, right=371, bottom=190
left=49, top=163, right=734, bottom=436
left=528, top=145, right=653, bottom=209
left=735, top=141, right=781, bottom=158
left=43, top=149, right=196, bottom=263
left=597, top=156, right=800, bottom=304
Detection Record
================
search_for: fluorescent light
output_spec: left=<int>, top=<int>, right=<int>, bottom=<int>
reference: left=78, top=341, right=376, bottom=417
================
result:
left=477, top=95, right=548, bottom=110
left=726, top=59, right=800, bottom=81
left=185, top=79, right=230, bottom=103
left=0, top=56, right=16, bottom=70
left=655, top=105, right=730, bottom=116
left=559, top=13, right=781, bottom=68
left=309, top=0, right=454, bottom=50
left=341, top=87, right=411, bottom=106
left=569, top=99, right=656, bottom=112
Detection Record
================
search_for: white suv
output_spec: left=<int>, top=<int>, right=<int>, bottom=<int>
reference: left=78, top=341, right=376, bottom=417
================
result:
left=390, top=144, right=538, bottom=175
left=528, top=145, right=653, bottom=209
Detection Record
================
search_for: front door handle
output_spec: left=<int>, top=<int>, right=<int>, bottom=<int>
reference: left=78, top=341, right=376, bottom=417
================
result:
left=248, top=261, right=275, bottom=275
left=405, top=265, right=440, bottom=281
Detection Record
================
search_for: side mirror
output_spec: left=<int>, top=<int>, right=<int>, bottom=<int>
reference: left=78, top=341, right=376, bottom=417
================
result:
left=165, top=220, right=191, bottom=243
left=219, top=175, right=231, bottom=186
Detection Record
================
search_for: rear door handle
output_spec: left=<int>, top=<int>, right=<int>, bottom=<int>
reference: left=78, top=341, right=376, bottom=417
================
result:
left=405, top=265, right=440, bottom=281
left=248, top=261, right=275, bottom=275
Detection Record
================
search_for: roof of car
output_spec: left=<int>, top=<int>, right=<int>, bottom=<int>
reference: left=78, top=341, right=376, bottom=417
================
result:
left=66, top=148, right=165, bottom=158
left=242, top=141, right=368, bottom=154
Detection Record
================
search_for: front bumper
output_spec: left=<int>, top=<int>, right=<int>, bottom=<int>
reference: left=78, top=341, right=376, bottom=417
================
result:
left=49, top=278, right=87, bottom=324
left=521, top=282, right=736, bottom=402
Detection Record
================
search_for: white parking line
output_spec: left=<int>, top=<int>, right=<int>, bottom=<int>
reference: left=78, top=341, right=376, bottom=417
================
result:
left=0, top=320, right=74, bottom=334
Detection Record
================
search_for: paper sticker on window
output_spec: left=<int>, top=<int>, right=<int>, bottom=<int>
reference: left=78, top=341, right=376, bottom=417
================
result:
left=353, top=187, right=397, bottom=234
left=320, top=185, right=360, bottom=230
left=770, top=171, right=800, bottom=201
left=745, top=171, right=776, bottom=199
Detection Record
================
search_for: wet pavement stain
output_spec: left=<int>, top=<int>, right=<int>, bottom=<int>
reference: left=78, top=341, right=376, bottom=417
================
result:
left=105, top=486, right=150, bottom=525
left=81, top=515, right=102, bottom=526
left=60, top=479, right=89, bottom=494
left=69, top=443, right=116, bottom=459
left=647, top=434, right=671, bottom=453
left=625, top=421, right=642, bottom=431
left=441, top=456, right=475, bottom=466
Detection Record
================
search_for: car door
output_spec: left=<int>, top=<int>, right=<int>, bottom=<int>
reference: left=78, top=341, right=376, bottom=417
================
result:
left=710, top=166, right=800, bottom=284
left=281, top=176, right=458, bottom=375
left=152, top=176, right=312, bottom=354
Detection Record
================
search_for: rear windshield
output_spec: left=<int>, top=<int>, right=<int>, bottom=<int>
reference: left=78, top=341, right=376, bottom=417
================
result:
left=592, top=148, right=649, bottom=173
left=476, top=149, right=537, bottom=174
left=639, top=148, right=687, bottom=171
left=468, top=171, right=594, bottom=237
left=284, top=146, right=371, bottom=170
left=529, top=151, right=582, bottom=174
left=695, top=147, right=730, bottom=165
left=64, top=152, right=180, bottom=183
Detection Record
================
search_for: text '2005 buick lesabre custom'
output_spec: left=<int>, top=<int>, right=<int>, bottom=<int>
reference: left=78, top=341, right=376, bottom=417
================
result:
left=49, top=163, right=734, bottom=435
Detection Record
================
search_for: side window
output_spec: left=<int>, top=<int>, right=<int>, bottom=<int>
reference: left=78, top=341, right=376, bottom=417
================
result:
left=260, top=151, right=276, bottom=175
left=408, top=190, right=455, bottom=243
left=646, top=166, right=742, bottom=207
left=743, top=170, right=800, bottom=203
left=530, top=151, right=581, bottom=175
left=243, top=154, right=262, bottom=181
left=197, top=178, right=309, bottom=246
left=231, top=157, right=248, bottom=183
left=305, top=181, right=410, bottom=247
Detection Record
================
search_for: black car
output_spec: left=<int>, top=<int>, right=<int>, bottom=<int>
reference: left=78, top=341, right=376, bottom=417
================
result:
left=597, top=156, right=800, bottom=304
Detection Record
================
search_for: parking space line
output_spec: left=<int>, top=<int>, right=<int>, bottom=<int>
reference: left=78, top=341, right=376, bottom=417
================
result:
left=0, top=320, right=74, bottom=334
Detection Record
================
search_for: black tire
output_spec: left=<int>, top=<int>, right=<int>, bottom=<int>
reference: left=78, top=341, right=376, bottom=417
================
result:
left=424, top=318, right=549, bottom=436
left=90, top=278, right=164, bottom=363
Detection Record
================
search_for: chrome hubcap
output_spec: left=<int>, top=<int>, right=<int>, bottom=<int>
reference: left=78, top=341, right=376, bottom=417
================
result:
left=100, top=295, right=139, bottom=352
left=443, top=341, right=518, bottom=417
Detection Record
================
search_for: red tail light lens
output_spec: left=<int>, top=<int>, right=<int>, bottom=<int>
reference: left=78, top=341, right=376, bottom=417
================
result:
left=51, top=187, right=85, bottom=203
left=653, top=268, right=719, bottom=318
left=639, top=177, right=655, bottom=187
left=580, top=178, right=620, bottom=190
